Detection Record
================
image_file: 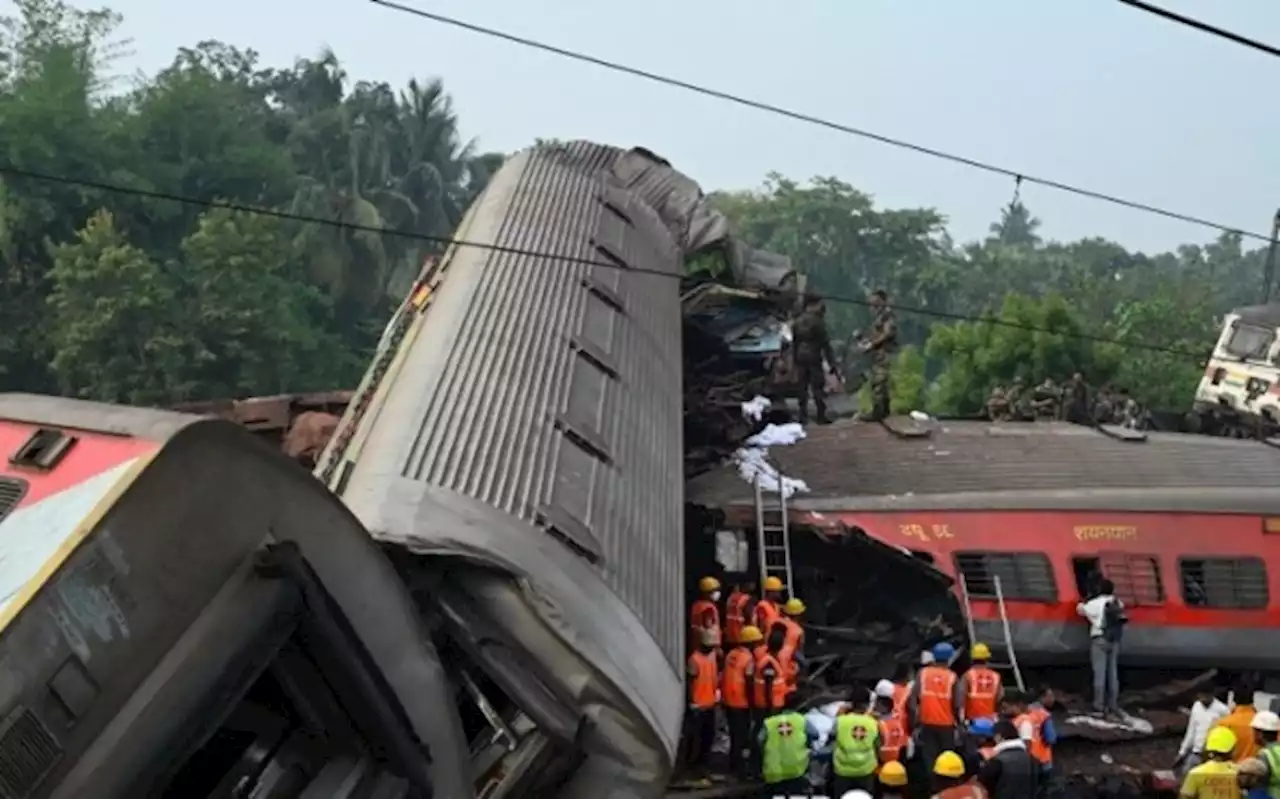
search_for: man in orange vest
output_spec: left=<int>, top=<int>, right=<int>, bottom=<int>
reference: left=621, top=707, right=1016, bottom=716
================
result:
left=690, top=576, right=722, bottom=653
left=776, top=598, right=806, bottom=689
left=722, top=624, right=760, bottom=777
left=724, top=580, right=755, bottom=646
left=873, top=679, right=909, bottom=764
left=684, top=629, right=719, bottom=770
left=960, top=642, right=1004, bottom=723
left=754, top=576, right=785, bottom=636
left=1014, top=685, right=1058, bottom=788
left=753, top=627, right=789, bottom=714
left=908, top=642, right=964, bottom=777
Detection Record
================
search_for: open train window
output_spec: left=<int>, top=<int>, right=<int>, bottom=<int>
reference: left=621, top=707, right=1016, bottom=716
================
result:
left=954, top=551, right=1057, bottom=602
left=1073, top=554, right=1164, bottom=606
left=1179, top=557, right=1268, bottom=609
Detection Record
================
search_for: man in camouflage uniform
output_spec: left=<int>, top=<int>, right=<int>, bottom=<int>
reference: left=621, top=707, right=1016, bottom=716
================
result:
left=792, top=294, right=838, bottom=425
left=986, top=386, right=1012, bottom=421
left=1006, top=376, right=1028, bottom=420
left=859, top=289, right=897, bottom=421
left=1031, top=378, right=1061, bottom=420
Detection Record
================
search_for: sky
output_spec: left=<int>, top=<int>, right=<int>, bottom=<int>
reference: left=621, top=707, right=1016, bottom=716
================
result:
left=41, top=0, right=1280, bottom=253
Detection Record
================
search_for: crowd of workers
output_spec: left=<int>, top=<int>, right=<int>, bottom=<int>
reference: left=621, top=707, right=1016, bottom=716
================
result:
left=685, top=577, right=1057, bottom=797
left=1175, top=680, right=1280, bottom=798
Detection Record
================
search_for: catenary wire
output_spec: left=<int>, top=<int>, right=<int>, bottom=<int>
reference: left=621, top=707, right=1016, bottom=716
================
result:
left=0, top=162, right=1210, bottom=358
left=1116, top=0, right=1280, bottom=59
left=369, top=0, right=1271, bottom=245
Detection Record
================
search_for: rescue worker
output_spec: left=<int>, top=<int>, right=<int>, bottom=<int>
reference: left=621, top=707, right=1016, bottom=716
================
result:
left=874, top=679, right=909, bottom=765
left=725, top=581, right=756, bottom=646
left=690, top=576, right=722, bottom=652
left=1180, top=727, right=1242, bottom=798
left=754, top=626, right=789, bottom=713
left=1217, top=684, right=1261, bottom=762
left=959, top=643, right=1003, bottom=723
left=985, top=386, right=1011, bottom=422
left=723, top=624, right=761, bottom=777
left=683, top=629, right=718, bottom=771
left=832, top=690, right=881, bottom=796
left=759, top=694, right=816, bottom=797
left=793, top=293, right=838, bottom=425
left=965, top=717, right=997, bottom=771
left=1005, top=377, right=1027, bottom=420
left=755, top=576, right=785, bottom=636
left=975, top=719, right=1037, bottom=798
left=1015, top=685, right=1057, bottom=786
left=878, top=760, right=909, bottom=799
left=777, top=597, right=807, bottom=689
left=860, top=289, right=897, bottom=422
left=908, top=642, right=963, bottom=774
left=933, top=751, right=987, bottom=798
left=1248, top=710, right=1280, bottom=796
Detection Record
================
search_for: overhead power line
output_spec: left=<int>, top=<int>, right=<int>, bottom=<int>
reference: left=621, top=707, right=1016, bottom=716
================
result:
left=0, top=163, right=1209, bottom=358
left=1116, top=0, right=1280, bottom=59
left=370, top=0, right=1271, bottom=244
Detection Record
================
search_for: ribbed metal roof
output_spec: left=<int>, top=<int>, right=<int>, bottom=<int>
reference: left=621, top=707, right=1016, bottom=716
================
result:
left=687, top=418, right=1280, bottom=513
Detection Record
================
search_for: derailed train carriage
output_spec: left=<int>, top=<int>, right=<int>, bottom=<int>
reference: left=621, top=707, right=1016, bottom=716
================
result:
left=0, top=141, right=780, bottom=798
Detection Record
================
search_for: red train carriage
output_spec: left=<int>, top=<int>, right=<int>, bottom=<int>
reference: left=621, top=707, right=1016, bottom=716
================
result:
left=688, top=418, right=1280, bottom=670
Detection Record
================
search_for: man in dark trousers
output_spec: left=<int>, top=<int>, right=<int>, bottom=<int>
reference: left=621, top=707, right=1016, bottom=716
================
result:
left=860, top=289, right=898, bottom=421
left=792, top=293, right=838, bottom=425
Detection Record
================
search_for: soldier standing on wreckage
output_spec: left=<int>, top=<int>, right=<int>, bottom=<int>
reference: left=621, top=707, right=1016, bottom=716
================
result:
left=859, top=289, right=898, bottom=422
left=792, top=294, right=839, bottom=425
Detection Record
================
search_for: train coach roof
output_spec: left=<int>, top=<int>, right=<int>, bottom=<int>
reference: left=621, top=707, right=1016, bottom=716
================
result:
left=0, top=393, right=202, bottom=441
left=686, top=417, right=1280, bottom=514
left=1233, top=302, right=1280, bottom=328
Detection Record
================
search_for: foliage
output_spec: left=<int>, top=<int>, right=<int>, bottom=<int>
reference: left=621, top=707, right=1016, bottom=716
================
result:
left=0, top=0, right=502, bottom=402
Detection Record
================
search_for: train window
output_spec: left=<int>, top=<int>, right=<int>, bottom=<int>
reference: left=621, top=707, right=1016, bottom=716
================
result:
left=1179, top=557, right=1268, bottom=609
left=1072, top=554, right=1164, bottom=606
left=1223, top=323, right=1274, bottom=360
left=954, top=551, right=1057, bottom=602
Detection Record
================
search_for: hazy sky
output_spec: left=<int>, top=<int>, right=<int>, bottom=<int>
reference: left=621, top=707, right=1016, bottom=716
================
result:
left=60, top=0, right=1280, bottom=252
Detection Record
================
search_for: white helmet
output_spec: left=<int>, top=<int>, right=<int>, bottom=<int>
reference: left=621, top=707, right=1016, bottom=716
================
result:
left=875, top=679, right=897, bottom=699
left=840, top=792, right=873, bottom=799
left=1252, top=710, right=1280, bottom=732
left=920, top=651, right=936, bottom=665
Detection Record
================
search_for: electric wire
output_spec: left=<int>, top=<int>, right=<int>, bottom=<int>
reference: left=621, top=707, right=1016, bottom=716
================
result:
left=369, top=0, right=1270, bottom=244
left=1116, top=0, right=1280, bottom=60
left=0, top=162, right=1212, bottom=358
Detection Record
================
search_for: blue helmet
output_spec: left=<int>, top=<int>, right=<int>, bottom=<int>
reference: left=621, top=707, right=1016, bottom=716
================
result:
left=932, top=641, right=955, bottom=663
left=969, top=717, right=995, bottom=737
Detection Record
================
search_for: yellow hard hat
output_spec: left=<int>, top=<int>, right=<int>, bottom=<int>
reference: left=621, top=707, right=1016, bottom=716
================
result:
left=971, top=642, right=992, bottom=661
left=698, top=576, right=721, bottom=593
left=739, top=625, right=763, bottom=644
left=1206, top=726, right=1238, bottom=755
left=763, top=576, right=784, bottom=592
left=933, top=750, right=966, bottom=778
left=783, top=598, right=806, bottom=616
left=878, top=760, right=908, bottom=786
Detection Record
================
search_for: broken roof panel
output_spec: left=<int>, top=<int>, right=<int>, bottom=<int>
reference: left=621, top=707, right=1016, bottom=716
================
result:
left=687, top=418, right=1280, bottom=514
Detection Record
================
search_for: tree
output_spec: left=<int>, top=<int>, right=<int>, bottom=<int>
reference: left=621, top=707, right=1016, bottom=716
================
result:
left=46, top=210, right=182, bottom=402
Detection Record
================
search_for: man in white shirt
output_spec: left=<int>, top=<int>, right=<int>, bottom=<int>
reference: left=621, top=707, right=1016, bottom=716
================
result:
left=1076, top=579, right=1125, bottom=715
left=1175, top=688, right=1229, bottom=775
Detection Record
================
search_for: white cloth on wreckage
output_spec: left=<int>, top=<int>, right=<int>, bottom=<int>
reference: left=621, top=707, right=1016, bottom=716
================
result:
left=734, top=422, right=810, bottom=499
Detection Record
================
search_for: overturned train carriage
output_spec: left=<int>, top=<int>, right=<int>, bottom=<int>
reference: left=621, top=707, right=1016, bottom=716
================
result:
left=0, top=395, right=469, bottom=798
left=316, top=141, right=736, bottom=797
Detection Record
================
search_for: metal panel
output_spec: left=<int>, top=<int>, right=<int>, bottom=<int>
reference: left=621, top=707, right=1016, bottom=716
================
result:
left=330, top=141, right=688, bottom=670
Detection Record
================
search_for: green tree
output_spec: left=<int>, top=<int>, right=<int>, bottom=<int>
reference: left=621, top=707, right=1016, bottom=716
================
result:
left=46, top=209, right=182, bottom=402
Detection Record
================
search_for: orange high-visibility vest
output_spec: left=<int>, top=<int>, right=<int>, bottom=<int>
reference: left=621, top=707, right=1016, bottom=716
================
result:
left=753, top=652, right=788, bottom=710
left=878, top=714, right=907, bottom=762
left=1016, top=707, right=1053, bottom=764
left=722, top=647, right=754, bottom=709
left=754, top=600, right=781, bottom=636
left=917, top=665, right=958, bottom=727
left=963, top=666, right=1002, bottom=720
left=725, top=591, right=751, bottom=643
left=690, top=599, right=720, bottom=644
left=688, top=651, right=718, bottom=709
